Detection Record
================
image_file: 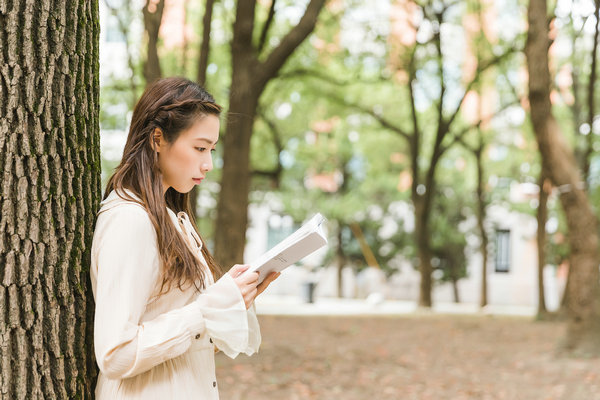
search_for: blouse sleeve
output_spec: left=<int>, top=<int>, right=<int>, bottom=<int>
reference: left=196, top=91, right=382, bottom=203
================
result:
left=195, top=273, right=261, bottom=358
left=92, top=205, right=259, bottom=380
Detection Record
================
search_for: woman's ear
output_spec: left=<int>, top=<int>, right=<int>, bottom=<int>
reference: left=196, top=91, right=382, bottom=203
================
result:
left=151, top=128, right=163, bottom=152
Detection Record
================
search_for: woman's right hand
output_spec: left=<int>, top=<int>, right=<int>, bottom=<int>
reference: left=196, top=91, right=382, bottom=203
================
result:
left=228, top=264, right=259, bottom=309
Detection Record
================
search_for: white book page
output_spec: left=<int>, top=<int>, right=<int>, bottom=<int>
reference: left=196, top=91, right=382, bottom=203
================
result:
left=245, top=214, right=327, bottom=284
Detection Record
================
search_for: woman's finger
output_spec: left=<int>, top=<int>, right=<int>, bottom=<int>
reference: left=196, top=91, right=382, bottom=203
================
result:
left=228, top=264, right=250, bottom=277
left=257, top=272, right=281, bottom=296
left=242, top=288, right=258, bottom=309
left=236, top=271, right=259, bottom=286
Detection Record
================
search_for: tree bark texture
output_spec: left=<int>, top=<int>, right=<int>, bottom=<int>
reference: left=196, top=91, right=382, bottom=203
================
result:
left=0, top=0, right=101, bottom=398
left=213, top=0, right=326, bottom=270
left=142, top=0, right=164, bottom=85
left=527, top=0, right=600, bottom=354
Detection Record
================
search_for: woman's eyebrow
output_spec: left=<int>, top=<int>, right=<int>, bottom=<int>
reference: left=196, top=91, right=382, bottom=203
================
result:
left=194, top=138, right=218, bottom=145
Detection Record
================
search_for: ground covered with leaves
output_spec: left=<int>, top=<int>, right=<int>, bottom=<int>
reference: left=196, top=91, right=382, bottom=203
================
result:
left=215, top=314, right=600, bottom=400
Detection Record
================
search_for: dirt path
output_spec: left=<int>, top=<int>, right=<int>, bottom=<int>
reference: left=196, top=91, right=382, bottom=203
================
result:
left=216, top=315, right=600, bottom=400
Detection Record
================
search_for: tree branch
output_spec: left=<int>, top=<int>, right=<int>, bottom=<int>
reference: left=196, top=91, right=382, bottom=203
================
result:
left=257, top=0, right=277, bottom=55
left=325, top=92, right=412, bottom=142
left=251, top=109, right=284, bottom=186
left=445, top=45, right=519, bottom=129
left=277, top=67, right=388, bottom=86
left=440, top=98, right=521, bottom=155
left=256, top=0, right=326, bottom=90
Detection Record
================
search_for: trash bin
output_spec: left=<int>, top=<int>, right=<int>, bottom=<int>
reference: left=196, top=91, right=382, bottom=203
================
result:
left=302, top=281, right=316, bottom=303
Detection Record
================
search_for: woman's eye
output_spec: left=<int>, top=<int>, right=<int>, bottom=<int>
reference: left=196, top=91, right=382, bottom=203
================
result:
left=196, top=147, right=207, bottom=152
left=210, top=148, right=216, bottom=153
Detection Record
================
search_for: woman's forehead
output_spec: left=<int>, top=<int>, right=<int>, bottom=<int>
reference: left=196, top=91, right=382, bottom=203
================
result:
left=180, top=115, right=220, bottom=143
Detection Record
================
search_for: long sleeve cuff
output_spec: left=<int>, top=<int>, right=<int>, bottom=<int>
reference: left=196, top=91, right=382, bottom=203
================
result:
left=195, top=273, right=261, bottom=358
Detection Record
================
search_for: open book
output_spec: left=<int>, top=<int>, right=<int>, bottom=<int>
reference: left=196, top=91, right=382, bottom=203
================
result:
left=245, top=213, right=328, bottom=284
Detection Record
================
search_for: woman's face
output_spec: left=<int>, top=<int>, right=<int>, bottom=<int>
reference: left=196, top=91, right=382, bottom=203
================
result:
left=156, top=114, right=220, bottom=194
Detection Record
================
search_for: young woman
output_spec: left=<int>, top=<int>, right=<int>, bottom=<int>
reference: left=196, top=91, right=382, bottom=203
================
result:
left=90, top=77, right=279, bottom=399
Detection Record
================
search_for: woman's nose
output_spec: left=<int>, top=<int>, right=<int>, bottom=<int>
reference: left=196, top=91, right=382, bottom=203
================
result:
left=201, top=158, right=213, bottom=172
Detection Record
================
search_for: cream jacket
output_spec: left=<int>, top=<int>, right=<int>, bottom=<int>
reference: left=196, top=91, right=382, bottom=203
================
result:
left=90, top=189, right=261, bottom=399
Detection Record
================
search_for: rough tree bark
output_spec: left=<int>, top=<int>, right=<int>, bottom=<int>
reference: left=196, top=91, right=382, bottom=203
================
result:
left=0, top=0, right=100, bottom=398
left=142, top=0, right=165, bottom=84
left=527, top=0, right=600, bottom=355
left=214, top=0, right=326, bottom=270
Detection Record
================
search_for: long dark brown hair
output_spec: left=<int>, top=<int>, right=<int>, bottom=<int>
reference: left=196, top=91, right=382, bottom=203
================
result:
left=104, top=77, right=222, bottom=294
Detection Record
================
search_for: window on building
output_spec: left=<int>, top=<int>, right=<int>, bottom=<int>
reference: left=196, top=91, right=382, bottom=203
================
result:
left=495, top=229, right=510, bottom=273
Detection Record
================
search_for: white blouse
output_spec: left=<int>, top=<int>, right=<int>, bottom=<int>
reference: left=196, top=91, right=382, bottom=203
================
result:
left=90, top=189, right=260, bottom=399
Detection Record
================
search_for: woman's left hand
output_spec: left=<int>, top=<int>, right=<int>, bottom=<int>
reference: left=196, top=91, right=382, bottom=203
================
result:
left=256, top=272, right=281, bottom=297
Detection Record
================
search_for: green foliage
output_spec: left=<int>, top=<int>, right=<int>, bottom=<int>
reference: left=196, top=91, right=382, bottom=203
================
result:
left=430, top=185, right=470, bottom=283
left=97, top=0, right=600, bottom=281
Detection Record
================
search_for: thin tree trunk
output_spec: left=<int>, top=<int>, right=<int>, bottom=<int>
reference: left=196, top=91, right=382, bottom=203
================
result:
left=181, top=0, right=190, bottom=75
left=349, top=222, right=380, bottom=268
left=537, top=168, right=549, bottom=316
left=197, top=0, right=216, bottom=86
left=143, top=0, right=165, bottom=84
left=336, top=225, right=345, bottom=298
left=527, top=0, right=600, bottom=355
left=0, top=1, right=100, bottom=397
left=451, top=278, right=460, bottom=303
left=213, top=0, right=326, bottom=270
left=414, top=192, right=434, bottom=307
left=475, top=146, right=489, bottom=308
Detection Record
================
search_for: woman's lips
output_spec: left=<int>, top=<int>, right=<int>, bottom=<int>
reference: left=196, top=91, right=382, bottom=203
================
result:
left=193, top=178, right=203, bottom=184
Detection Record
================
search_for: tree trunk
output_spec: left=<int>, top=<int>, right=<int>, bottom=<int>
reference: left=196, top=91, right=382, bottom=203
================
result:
left=213, top=88, right=259, bottom=268
left=0, top=1, right=100, bottom=397
left=451, top=278, right=460, bottom=303
left=414, top=192, right=433, bottom=307
left=336, top=225, right=345, bottom=298
left=560, top=261, right=571, bottom=313
left=527, top=0, right=600, bottom=355
left=537, top=168, right=549, bottom=316
left=197, top=0, right=216, bottom=86
left=213, top=0, right=326, bottom=270
left=475, top=147, right=489, bottom=308
left=143, top=0, right=165, bottom=84
left=181, top=0, right=190, bottom=75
